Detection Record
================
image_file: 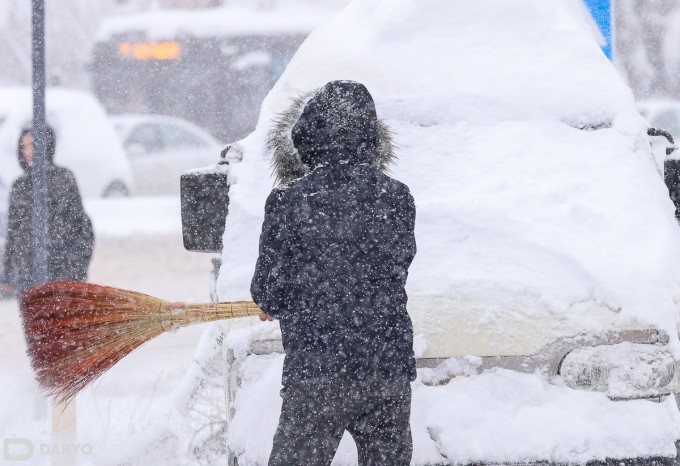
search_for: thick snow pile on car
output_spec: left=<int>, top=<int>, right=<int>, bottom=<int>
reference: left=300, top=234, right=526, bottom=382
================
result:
left=209, top=0, right=680, bottom=463
left=219, top=0, right=680, bottom=353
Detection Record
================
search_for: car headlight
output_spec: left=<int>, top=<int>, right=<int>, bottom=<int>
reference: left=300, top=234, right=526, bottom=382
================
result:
left=560, top=342, right=675, bottom=398
left=561, top=362, right=608, bottom=391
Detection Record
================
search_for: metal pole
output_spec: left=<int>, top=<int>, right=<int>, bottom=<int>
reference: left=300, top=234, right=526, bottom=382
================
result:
left=31, top=0, right=48, bottom=285
left=32, top=8, right=78, bottom=462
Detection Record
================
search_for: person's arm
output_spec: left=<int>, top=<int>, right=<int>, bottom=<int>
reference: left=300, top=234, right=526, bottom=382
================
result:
left=395, top=187, right=417, bottom=274
left=2, top=184, right=22, bottom=286
left=251, top=189, right=290, bottom=319
left=58, top=169, right=94, bottom=280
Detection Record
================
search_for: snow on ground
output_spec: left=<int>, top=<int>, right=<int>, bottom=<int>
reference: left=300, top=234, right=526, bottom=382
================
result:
left=228, top=349, right=680, bottom=465
left=84, top=196, right=182, bottom=238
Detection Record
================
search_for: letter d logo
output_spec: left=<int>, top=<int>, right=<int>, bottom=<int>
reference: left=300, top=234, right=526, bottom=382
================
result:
left=3, top=438, right=34, bottom=461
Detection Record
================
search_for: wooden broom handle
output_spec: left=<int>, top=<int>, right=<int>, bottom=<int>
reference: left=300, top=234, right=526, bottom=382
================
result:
left=159, top=301, right=263, bottom=332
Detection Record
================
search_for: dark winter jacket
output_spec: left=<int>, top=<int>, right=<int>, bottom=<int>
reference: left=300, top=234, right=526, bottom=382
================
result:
left=251, top=81, right=417, bottom=384
left=2, top=127, right=94, bottom=293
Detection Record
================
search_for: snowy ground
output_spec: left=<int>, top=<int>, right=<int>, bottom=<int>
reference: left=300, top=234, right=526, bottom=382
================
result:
left=0, top=196, right=220, bottom=465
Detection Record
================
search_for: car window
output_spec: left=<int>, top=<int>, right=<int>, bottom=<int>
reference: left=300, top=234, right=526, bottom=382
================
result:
left=159, top=124, right=209, bottom=149
left=652, top=109, right=680, bottom=142
left=126, top=124, right=163, bottom=153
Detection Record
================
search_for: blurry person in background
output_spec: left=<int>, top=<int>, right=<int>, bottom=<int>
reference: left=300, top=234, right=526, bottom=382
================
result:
left=0, top=126, right=94, bottom=297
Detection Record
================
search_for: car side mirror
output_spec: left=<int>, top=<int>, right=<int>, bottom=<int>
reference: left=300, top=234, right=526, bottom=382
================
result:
left=180, top=156, right=230, bottom=253
left=648, top=127, right=676, bottom=157
left=651, top=128, right=680, bottom=221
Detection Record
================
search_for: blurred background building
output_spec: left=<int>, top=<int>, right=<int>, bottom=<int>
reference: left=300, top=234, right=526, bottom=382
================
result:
left=0, top=0, right=346, bottom=90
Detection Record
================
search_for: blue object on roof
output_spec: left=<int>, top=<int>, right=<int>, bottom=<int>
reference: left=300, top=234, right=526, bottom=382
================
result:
left=583, top=0, right=613, bottom=59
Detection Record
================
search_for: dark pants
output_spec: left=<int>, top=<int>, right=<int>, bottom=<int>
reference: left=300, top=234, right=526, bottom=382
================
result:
left=268, top=374, right=412, bottom=466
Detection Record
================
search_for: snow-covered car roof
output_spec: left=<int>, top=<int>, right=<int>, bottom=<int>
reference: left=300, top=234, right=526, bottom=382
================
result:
left=217, top=0, right=680, bottom=358
left=0, top=87, right=133, bottom=198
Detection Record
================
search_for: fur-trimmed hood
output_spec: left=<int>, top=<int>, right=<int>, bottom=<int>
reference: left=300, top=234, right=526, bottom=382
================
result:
left=267, top=81, right=395, bottom=185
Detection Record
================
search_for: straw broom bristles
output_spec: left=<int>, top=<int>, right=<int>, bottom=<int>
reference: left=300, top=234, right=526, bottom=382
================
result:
left=20, top=281, right=262, bottom=404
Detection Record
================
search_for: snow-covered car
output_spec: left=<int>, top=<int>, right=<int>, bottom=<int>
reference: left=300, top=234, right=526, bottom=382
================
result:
left=0, top=87, right=134, bottom=199
left=111, top=114, right=223, bottom=195
left=183, top=0, right=680, bottom=464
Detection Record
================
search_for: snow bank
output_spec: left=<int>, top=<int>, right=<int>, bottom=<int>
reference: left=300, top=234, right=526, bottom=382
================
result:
left=217, top=0, right=680, bottom=358
left=228, top=351, right=680, bottom=464
left=84, top=196, right=181, bottom=237
left=411, top=370, right=680, bottom=464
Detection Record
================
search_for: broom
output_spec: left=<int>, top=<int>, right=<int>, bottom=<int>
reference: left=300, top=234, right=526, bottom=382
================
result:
left=20, top=280, right=262, bottom=404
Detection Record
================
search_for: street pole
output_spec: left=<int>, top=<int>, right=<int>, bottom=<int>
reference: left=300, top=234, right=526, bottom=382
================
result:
left=31, top=0, right=48, bottom=285
left=32, top=3, right=77, bottom=463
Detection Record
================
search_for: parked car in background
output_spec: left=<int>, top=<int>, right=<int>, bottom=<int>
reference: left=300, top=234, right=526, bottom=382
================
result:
left=0, top=87, right=134, bottom=203
left=111, top=114, right=223, bottom=195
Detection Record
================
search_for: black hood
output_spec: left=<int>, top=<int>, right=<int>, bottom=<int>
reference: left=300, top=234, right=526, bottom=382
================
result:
left=291, top=80, right=380, bottom=171
left=17, top=126, right=56, bottom=172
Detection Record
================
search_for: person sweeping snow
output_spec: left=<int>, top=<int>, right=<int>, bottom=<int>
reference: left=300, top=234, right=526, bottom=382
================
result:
left=251, top=80, right=417, bottom=466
